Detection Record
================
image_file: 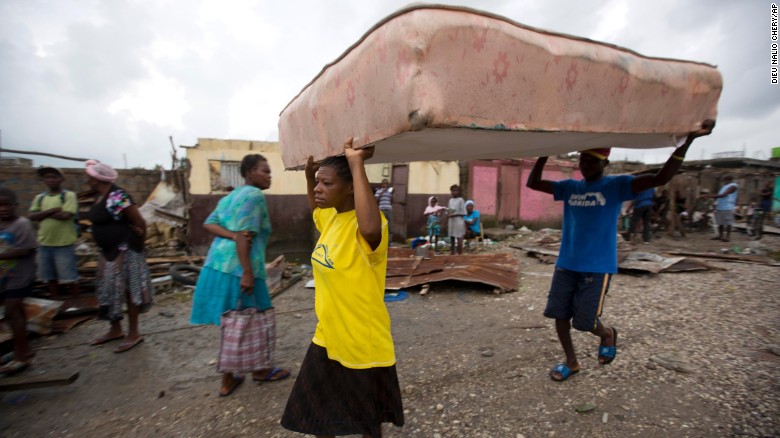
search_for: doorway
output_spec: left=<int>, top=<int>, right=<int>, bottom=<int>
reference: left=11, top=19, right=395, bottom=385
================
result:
left=391, top=164, right=409, bottom=243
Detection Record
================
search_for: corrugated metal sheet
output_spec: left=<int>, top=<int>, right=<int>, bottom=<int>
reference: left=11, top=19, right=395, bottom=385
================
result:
left=386, top=249, right=519, bottom=292
left=386, top=256, right=421, bottom=277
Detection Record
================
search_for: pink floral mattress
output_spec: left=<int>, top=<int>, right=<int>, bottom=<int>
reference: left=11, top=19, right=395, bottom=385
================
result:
left=279, top=5, right=722, bottom=169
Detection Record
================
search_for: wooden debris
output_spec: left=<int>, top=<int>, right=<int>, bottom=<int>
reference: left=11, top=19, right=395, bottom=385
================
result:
left=79, top=256, right=204, bottom=271
left=0, top=372, right=80, bottom=392
left=52, top=316, right=93, bottom=334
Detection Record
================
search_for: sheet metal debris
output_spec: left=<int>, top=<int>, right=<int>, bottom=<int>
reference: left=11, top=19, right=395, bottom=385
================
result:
left=510, top=244, right=722, bottom=274
left=510, top=244, right=559, bottom=264
left=617, top=251, right=719, bottom=274
left=664, top=250, right=774, bottom=265
left=659, top=258, right=722, bottom=272
left=386, top=248, right=519, bottom=292
left=619, top=252, right=686, bottom=273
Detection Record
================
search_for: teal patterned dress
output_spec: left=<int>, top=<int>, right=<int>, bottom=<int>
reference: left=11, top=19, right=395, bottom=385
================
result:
left=190, top=185, right=272, bottom=325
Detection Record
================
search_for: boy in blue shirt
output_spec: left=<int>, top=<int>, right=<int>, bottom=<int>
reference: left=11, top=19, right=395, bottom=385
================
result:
left=526, top=120, right=714, bottom=381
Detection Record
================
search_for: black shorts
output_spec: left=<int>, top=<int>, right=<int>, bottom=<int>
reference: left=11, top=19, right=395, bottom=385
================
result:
left=543, top=267, right=612, bottom=331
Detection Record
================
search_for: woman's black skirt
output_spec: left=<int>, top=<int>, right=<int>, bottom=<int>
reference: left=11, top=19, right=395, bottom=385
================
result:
left=281, top=343, right=404, bottom=437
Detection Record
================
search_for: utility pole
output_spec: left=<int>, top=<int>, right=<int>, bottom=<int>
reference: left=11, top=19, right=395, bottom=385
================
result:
left=169, top=136, right=177, bottom=169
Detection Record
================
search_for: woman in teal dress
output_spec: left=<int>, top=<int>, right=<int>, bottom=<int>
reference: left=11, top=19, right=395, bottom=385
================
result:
left=190, top=154, right=290, bottom=397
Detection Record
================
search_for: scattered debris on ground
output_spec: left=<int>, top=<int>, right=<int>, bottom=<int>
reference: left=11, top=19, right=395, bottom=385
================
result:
left=2, top=226, right=778, bottom=437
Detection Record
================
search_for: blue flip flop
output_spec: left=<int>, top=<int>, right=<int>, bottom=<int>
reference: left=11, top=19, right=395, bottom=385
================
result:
left=253, top=367, right=291, bottom=383
left=550, top=363, right=579, bottom=382
left=598, top=327, right=618, bottom=365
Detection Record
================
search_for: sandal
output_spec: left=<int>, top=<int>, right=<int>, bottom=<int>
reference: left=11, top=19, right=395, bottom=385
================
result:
left=598, top=327, right=618, bottom=365
left=0, top=360, right=31, bottom=377
left=550, top=363, right=579, bottom=382
left=114, top=337, right=144, bottom=353
left=90, top=333, right=125, bottom=346
left=252, top=367, right=291, bottom=383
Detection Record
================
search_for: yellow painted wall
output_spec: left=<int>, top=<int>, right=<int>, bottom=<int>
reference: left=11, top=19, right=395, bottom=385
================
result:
left=186, top=139, right=306, bottom=195
left=366, top=163, right=392, bottom=184
left=186, top=138, right=459, bottom=195
left=408, top=161, right=460, bottom=194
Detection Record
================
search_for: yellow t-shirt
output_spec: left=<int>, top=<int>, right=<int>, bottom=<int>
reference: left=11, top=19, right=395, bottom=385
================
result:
left=29, top=191, right=79, bottom=247
left=310, top=207, right=395, bottom=369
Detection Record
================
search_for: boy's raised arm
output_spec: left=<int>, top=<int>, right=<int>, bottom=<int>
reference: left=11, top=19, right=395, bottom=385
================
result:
left=526, top=157, right=555, bottom=195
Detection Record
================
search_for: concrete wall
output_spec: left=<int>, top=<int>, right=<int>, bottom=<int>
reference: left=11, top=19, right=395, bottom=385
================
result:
left=471, top=165, right=499, bottom=215
left=188, top=193, right=315, bottom=260
left=0, top=166, right=162, bottom=210
left=407, top=161, right=461, bottom=194
left=465, top=159, right=579, bottom=227
left=185, top=139, right=465, bottom=244
left=186, top=139, right=306, bottom=195
left=184, top=138, right=403, bottom=255
left=519, top=159, right=581, bottom=223
left=405, top=157, right=581, bottom=235
left=366, top=163, right=393, bottom=184
left=185, top=138, right=391, bottom=195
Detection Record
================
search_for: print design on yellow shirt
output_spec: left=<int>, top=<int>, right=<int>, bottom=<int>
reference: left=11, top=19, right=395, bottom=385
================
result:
left=311, top=243, right=335, bottom=269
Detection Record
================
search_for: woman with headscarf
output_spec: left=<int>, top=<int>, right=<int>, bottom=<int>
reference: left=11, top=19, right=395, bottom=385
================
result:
left=85, top=160, right=153, bottom=353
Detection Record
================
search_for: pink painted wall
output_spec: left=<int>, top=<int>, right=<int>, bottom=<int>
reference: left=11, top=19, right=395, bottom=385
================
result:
left=472, top=165, right=499, bottom=215
left=518, top=160, right=581, bottom=222
left=469, top=159, right=579, bottom=224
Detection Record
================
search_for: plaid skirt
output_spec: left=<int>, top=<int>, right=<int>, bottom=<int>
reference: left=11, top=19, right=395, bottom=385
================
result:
left=281, top=343, right=404, bottom=437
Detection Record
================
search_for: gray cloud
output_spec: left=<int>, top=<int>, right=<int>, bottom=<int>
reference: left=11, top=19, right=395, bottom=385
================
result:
left=1, top=0, right=778, bottom=168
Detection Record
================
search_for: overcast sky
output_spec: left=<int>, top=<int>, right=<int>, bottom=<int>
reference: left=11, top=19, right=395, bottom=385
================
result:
left=1, top=0, right=778, bottom=170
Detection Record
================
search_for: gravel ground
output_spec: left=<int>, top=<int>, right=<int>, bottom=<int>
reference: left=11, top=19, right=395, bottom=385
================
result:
left=1, top=230, right=778, bottom=437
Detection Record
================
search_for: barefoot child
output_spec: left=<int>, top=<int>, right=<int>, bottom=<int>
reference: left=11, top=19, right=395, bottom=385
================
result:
left=0, top=187, right=38, bottom=376
left=424, top=196, right=446, bottom=251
